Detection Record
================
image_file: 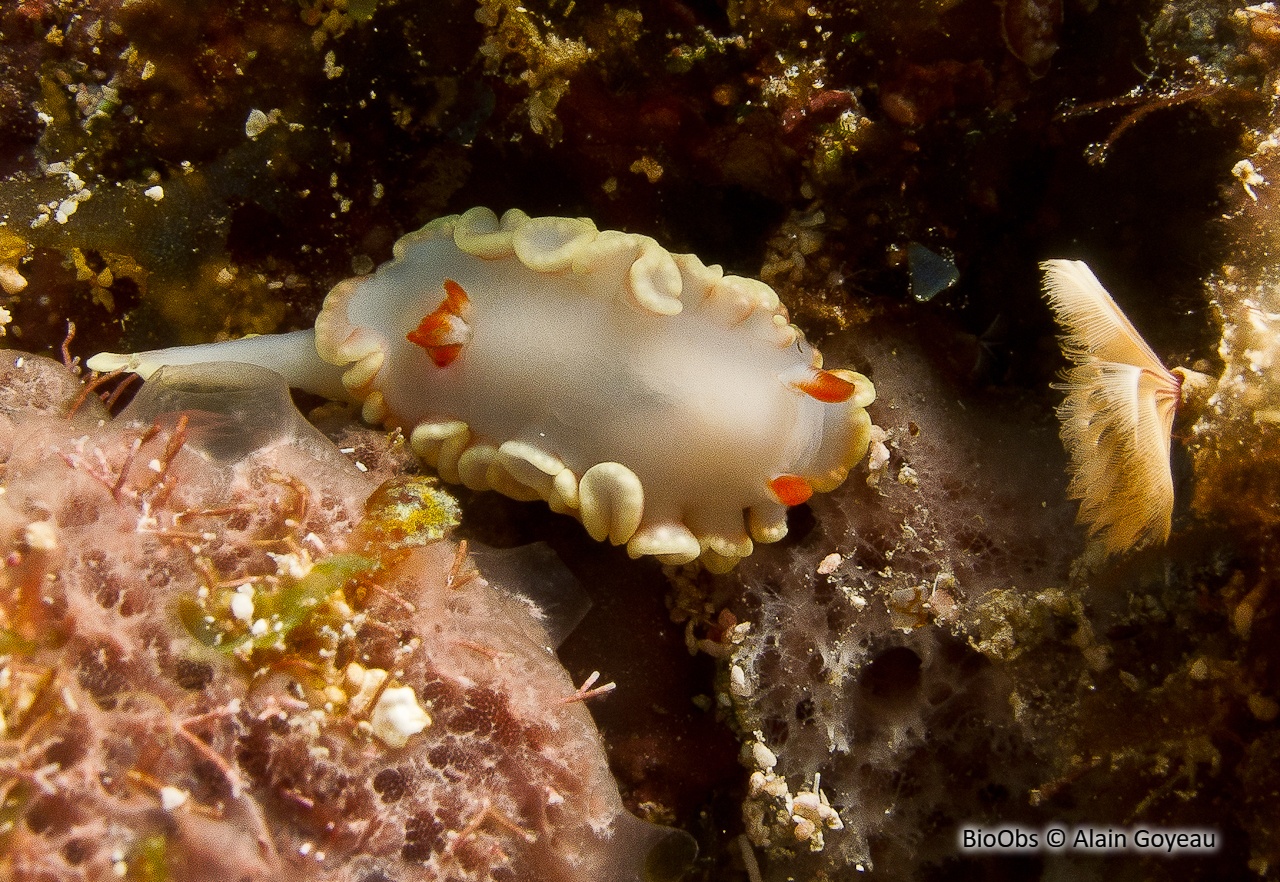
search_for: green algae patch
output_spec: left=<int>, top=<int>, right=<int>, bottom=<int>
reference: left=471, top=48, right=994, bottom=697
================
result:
left=179, top=553, right=379, bottom=655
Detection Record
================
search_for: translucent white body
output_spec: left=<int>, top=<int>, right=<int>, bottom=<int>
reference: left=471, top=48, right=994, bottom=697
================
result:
left=91, top=208, right=876, bottom=571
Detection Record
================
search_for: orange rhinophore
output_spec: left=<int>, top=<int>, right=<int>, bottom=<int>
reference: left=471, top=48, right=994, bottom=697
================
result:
left=407, top=279, right=473, bottom=367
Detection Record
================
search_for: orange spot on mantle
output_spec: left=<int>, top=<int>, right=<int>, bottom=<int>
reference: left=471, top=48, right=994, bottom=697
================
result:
left=769, top=475, right=813, bottom=507
left=794, top=369, right=856, bottom=403
left=407, top=279, right=473, bottom=368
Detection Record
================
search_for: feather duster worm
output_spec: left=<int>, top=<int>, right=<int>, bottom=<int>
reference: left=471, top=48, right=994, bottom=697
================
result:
left=90, top=208, right=876, bottom=572
left=1040, top=259, right=1206, bottom=554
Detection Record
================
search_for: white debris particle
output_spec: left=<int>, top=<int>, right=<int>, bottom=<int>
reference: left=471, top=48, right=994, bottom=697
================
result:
left=143, top=185, right=164, bottom=201
left=159, top=786, right=188, bottom=811
left=24, top=520, right=58, bottom=551
left=793, top=816, right=817, bottom=841
left=245, top=108, right=271, bottom=138
left=299, top=842, right=313, bottom=856
left=251, top=618, right=268, bottom=637
left=865, top=429, right=891, bottom=487
left=55, top=198, right=79, bottom=224
left=230, top=592, right=254, bottom=622
left=0, top=265, right=27, bottom=295
left=1232, top=158, right=1266, bottom=200
left=268, top=549, right=314, bottom=579
left=345, top=663, right=389, bottom=715
left=323, top=50, right=344, bottom=79
left=370, top=685, right=432, bottom=748
left=751, top=740, right=778, bottom=771
left=816, top=552, right=843, bottom=575
left=896, top=464, right=919, bottom=488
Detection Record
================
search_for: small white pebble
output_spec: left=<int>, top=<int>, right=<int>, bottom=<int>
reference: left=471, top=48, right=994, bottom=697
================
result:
left=55, top=199, right=78, bottom=224
left=370, top=685, right=431, bottom=748
left=230, top=593, right=254, bottom=622
left=251, top=618, right=268, bottom=637
left=143, top=185, right=164, bottom=201
left=159, top=786, right=188, bottom=811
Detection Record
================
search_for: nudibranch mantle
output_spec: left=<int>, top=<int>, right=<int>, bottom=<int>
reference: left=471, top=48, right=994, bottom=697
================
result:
left=91, top=207, right=876, bottom=572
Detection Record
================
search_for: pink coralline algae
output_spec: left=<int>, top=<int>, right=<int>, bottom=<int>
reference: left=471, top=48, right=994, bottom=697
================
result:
left=0, top=352, right=686, bottom=881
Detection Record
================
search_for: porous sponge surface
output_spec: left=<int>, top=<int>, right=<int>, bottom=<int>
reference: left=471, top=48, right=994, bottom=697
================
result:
left=0, top=353, right=664, bottom=882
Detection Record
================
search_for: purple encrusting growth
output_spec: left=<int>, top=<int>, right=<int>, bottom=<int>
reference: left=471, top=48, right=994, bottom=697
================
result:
left=0, top=352, right=686, bottom=882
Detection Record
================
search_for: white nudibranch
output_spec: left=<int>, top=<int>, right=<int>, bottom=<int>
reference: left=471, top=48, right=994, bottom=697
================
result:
left=89, top=207, right=876, bottom=571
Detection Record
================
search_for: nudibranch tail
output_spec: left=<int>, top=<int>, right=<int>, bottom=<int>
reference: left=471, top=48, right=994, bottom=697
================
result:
left=86, top=329, right=350, bottom=402
left=91, top=207, right=878, bottom=571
